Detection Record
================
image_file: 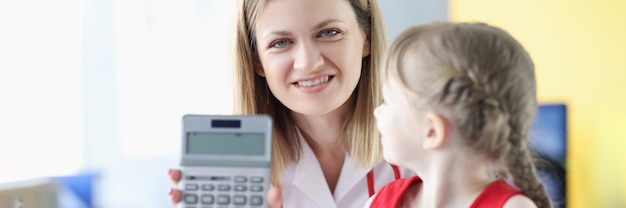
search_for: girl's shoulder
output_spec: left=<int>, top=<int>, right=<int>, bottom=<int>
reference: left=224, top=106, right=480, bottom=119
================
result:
left=471, top=180, right=534, bottom=208
left=369, top=176, right=422, bottom=208
left=502, top=195, right=537, bottom=208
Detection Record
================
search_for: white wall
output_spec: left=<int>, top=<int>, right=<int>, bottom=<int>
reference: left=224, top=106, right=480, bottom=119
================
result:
left=0, top=0, right=84, bottom=183
left=379, top=0, right=448, bottom=41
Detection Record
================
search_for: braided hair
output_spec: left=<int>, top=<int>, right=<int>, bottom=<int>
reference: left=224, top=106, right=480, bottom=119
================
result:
left=383, top=22, right=552, bottom=208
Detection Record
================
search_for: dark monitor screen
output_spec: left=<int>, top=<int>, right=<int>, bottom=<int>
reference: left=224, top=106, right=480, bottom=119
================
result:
left=528, top=103, right=567, bottom=208
left=529, top=104, right=567, bottom=164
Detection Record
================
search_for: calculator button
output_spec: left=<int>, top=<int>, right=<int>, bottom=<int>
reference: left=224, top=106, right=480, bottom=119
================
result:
left=200, top=194, right=214, bottom=205
left=250, top=185, right=264, bottom=192
left=234, top=176, right=247, bottom=183
left=183, top=194, right=198, bottom=204
left=185, top=184, right=199, bottom=191
left=217, top=184, right=231, bottom=191
left=210, top=176, right=231, bottom=181
left=250, top=195, right=263, bottom=205
left=250, top=176, right=264, bottom=183
left=233, top=195, right=246, bottom=205
left=217, top=195, right=230, bottom=205
left=234, top=185, right=247, bottom=192
left=201, top=184, right=215, bottom=191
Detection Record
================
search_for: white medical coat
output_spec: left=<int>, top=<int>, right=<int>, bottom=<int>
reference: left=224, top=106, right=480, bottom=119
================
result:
left=279, top=134, right=415, bottom=208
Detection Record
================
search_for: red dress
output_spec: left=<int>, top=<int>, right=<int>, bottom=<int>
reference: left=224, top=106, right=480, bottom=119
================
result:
left=369, top=176, right=523, bottom=208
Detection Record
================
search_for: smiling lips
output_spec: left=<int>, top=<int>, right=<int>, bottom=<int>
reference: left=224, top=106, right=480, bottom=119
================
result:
left=293, top=75, right=334, bottom=93
left=295, top=75, right=330, bottom=87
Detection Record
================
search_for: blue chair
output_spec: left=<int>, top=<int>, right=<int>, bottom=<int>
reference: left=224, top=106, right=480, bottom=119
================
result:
left=55, top=172, right=97, bottom=208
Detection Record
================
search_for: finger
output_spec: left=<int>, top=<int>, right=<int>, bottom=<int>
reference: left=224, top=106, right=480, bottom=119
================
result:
left=169, top=188, right=182, bottom=205
left=266, top=186, right=283, bottom=208
left=169, top=169, right=181, bottom=185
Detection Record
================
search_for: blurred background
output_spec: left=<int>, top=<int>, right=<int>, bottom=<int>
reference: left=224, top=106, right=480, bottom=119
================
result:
left=0, top=0, right=624, bottom=207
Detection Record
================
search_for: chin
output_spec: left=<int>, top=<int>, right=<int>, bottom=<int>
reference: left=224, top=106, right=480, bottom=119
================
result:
left=382, top=152, right=396, bottom=164
left=289, top=101, right=346, bottom=116
left=382, top=150, right=407, bottom=166
left=383, top=157, right=399, bottom=166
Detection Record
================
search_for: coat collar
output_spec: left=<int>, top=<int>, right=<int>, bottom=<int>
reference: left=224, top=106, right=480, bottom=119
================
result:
left=332, top=154, right=370, bottom=200
left=291, top=130, right=370, bottom=207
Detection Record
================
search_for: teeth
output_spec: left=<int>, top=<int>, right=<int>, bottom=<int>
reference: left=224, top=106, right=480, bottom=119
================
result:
left=298, top=76, right=329, bottom=87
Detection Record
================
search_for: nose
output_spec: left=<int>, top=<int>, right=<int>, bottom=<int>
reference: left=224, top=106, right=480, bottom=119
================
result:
left=293, top=41, right=324, bottom=71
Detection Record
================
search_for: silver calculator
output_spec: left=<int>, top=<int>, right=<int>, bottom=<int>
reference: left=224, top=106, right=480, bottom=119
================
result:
left=179, top=115, right=272, bottom=208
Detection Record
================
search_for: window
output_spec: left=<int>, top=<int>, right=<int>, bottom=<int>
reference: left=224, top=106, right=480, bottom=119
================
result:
left=0, top=0, right=83, bottom=183
left=114, top=0, right=236, bottom=158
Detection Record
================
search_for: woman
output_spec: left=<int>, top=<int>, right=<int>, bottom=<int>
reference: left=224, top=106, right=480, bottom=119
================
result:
left=169, top=0, right=413, bottom=207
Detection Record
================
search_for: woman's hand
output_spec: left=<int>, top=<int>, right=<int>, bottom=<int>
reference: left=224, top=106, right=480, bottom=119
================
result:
left=267, top=186, right=283, bottom=208
left=168, top=169, right=182, bottom=205
left=169, top=168, right=283, bottom=207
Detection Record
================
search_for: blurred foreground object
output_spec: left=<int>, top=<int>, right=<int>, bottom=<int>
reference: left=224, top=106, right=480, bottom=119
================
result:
left=0, top=178, right=58, bottom=208
left=0, top=172, right=96, bottom=208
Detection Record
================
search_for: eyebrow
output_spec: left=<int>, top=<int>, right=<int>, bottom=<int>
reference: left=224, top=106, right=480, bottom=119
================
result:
left=314, top=19, right=342, bottom=30
left=261, top=19, right=344, bottom=39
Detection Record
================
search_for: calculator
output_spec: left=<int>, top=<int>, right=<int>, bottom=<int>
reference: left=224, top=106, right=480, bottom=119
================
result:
left=179, top=115, right=272, bottom=208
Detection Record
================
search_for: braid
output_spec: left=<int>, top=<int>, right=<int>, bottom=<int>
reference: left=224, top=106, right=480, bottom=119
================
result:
left=467, top=70, right=552, bottom=207
left=468, top=76, right=552, bottom=207
left=440, top=70, right=512, bottom=161
left=442, top=34, right=552, bottom=207
left=504, top=133, right=552, bottom=208
left=446, top=69, right=552, bottom=207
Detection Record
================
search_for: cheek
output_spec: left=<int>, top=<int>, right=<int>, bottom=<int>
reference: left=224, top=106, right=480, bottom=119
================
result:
left=382, top=110, right=418, bottom=149
left=375, top=108, right=391, bottom=134
left=259, top=55, right=291, bottom=87
left=322, top=42, right=363, bottom=75
left=379, top=110, right=405, bottom=149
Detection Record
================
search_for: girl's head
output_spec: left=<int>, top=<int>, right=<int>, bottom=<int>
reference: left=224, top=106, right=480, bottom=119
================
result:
left=375, top=22, right=551, bottom=208
left=232, top=0, right=387, bottom=183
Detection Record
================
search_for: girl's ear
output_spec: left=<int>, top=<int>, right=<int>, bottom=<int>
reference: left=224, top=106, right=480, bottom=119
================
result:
left=422, top=113, right=448, bottom=150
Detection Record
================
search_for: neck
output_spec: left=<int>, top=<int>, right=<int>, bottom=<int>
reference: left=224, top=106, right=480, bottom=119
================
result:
left=290, top=98, right=354, bottom=194
left=292, top=113, right=344, bottom=156
left=408, top=152, right=493, bottom=208
left=291, top=97, right=353, bottom=153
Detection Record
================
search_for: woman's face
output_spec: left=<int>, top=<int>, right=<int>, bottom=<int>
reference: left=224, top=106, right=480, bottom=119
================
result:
left=255, top=0, right=369, bottom=115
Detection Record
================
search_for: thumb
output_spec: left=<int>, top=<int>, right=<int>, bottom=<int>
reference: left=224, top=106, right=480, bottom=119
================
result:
left=267, top=186, right=283, bottom=208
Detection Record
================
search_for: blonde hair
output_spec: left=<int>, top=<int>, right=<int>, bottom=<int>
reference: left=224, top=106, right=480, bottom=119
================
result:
left=383, top=22, right=552, bottom=208
left=232, top=0, right=387, bottom=186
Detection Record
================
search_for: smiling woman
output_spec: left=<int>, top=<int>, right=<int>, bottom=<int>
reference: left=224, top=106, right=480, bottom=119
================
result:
left=254, top=0, right=369, bottom=116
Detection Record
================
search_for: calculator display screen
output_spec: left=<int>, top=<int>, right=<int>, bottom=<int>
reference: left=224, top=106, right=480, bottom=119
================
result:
left=186, top=132, right=265, bottom=156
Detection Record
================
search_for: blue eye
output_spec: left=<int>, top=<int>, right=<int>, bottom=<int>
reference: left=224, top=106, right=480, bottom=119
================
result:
left=319, top=29, right=340, bottom=37
left=269, top=39, right=291, bottom=48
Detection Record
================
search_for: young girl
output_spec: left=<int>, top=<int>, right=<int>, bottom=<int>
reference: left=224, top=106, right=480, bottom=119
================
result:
left=367, top=22, right=552, bottom=208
